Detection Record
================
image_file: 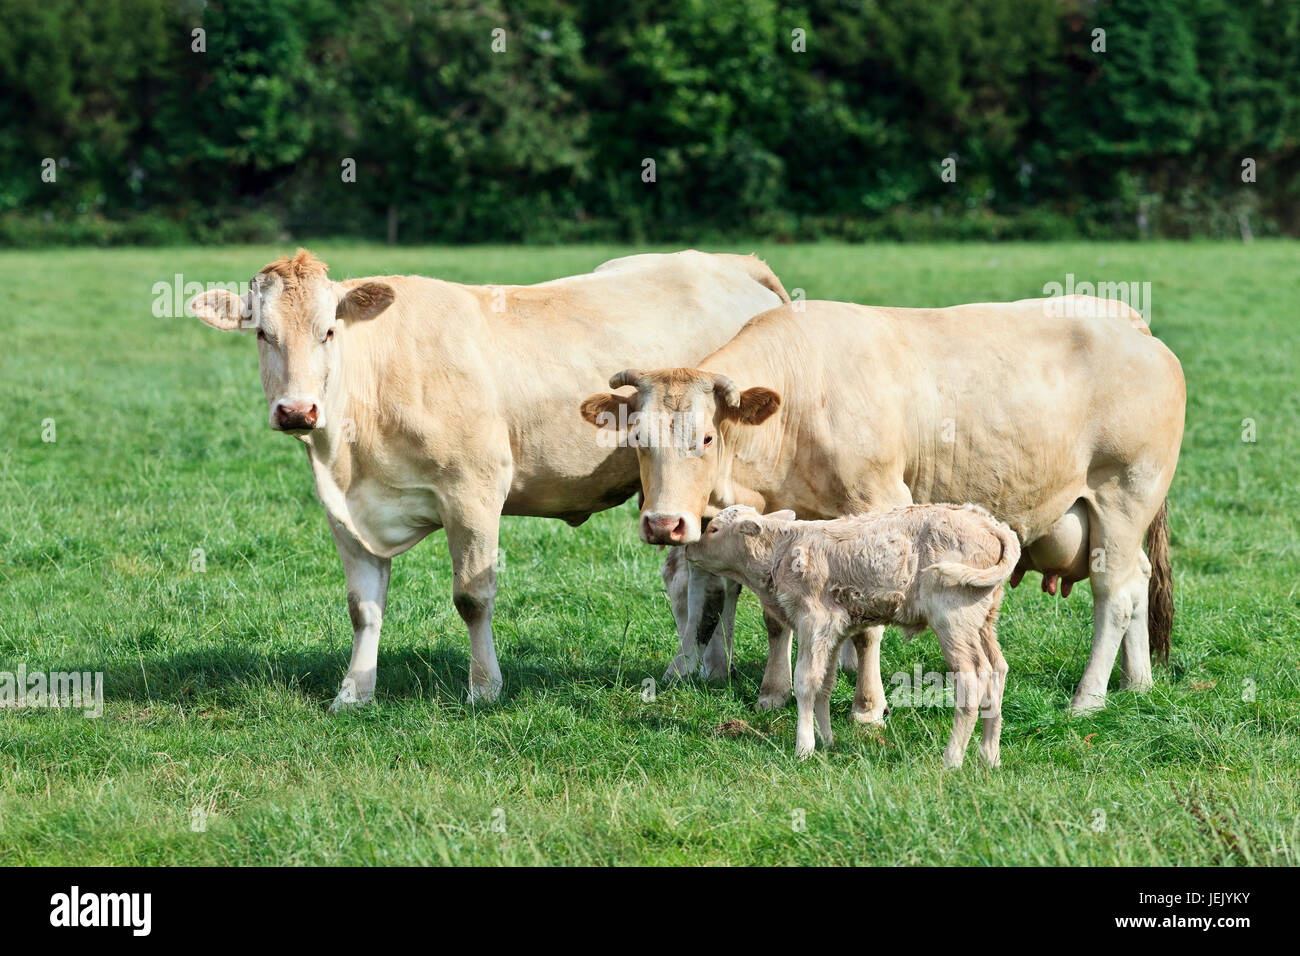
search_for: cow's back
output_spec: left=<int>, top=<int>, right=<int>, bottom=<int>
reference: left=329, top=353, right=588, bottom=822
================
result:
left=708, top=296, right=1185, bottom=543
left=339, top=251, right=789, bottom=523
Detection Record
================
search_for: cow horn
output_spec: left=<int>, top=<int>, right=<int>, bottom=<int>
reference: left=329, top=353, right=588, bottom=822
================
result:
left=609, top=369, right=642, bottom=390
left=711, top=373, right=741, bottom=408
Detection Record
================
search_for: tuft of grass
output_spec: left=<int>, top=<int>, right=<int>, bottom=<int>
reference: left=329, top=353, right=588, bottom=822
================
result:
left=0, top=241, right=1297, bottom=865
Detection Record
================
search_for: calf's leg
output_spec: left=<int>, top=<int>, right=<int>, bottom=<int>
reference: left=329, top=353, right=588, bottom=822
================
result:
left=328, top=519, right=391, bottom=712
left=977, top=596, right=1008, bottom=767
left=932, top=617, right=983, bottom=769
left=793, top=614, right=840, bottom=758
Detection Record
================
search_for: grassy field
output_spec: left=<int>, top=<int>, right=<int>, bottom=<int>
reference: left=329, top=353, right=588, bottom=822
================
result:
left=1, top=240, right=1297, bottom=865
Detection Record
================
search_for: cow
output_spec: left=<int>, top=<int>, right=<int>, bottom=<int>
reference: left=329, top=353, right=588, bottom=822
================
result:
left=580, top=295, right=1185, bottom=716
left=685, top=503, right=1019, bottom=764
left=187, top=248, right=789, bottom=709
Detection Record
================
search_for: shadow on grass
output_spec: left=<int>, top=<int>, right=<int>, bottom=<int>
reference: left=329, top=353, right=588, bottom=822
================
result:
left=75, top=643, right=775, bottom=716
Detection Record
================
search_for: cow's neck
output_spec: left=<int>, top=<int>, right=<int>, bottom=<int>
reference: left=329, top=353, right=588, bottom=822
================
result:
left=297, top=378, right=374, bottom=547
left=706, top=356, right=800, bottom=514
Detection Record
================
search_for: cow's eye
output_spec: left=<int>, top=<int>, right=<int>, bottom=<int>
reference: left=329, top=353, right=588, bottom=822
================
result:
left=324, top=329, right=335, bottom=342
left=703, top=433, right=714, bottom=446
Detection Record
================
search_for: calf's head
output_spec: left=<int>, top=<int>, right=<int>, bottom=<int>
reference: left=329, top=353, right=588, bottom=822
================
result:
left=187, top=250, right=394, bottom=432
left=684, top=504, right=795, bottom=577
left=580, top=369, right=780, bottom=544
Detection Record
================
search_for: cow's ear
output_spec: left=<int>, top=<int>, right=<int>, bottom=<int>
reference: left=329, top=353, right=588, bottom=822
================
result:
left=188, top=289, right=247, bottom=331
left=580, top=392, right=637, bottom=429
left=735, top=516, right=763, bottom=536
left=766, top=509, right=796, bottom=522
left=722, top=386, right=780, bottom=425
left=337, top=282, right=395, bottom=322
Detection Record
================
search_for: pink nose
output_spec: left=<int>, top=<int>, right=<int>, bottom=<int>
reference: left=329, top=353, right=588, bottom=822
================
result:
left=643, top=513, right=689, bottom=544
left=275, top=402, right=318, bottom=430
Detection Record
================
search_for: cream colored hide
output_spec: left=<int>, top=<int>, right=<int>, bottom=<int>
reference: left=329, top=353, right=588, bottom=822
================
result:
left=686, top=504, right=1019, bottom=764
left=188, top=249, right=789, bottom=707
left=583, top=295, right=1185, bottom=716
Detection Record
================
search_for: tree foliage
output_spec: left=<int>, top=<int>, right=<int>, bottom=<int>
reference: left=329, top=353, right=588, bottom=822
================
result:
left=0, top=0, right=1295, bottom=243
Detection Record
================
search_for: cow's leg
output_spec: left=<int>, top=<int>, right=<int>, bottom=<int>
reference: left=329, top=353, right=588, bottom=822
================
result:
left=849, top=626, right=888, bottom=727
left=1070, top=503, right=1147, bottom=714
left=1119, top=549, right=1154, bottom=692
left=444, top=508, right=505, bottom=704
left=663, top=562, right=727, bottom=682
left=328, top=520, right=391, bottom=712
left=755, top=609, right=793, bottom=710
left=700, top=577, right=741, bottom=679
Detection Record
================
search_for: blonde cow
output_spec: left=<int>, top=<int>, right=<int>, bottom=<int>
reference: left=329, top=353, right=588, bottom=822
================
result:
left=189, top=249, right=790, bottom=708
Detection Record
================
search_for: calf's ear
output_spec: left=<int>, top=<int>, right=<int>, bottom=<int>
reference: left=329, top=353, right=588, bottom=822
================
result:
left=736, top=516, right=763, bottom=536
left=722, top=386, right=781, bottom=425
left=766, top=509, right=796, bottom=521
left=337, top=282, right=395, bottom=321
left=188, top=288, right=248, bottom=331
left=580, top=392, right=637, bottom=429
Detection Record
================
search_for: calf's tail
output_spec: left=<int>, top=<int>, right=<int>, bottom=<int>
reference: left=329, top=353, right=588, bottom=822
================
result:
left=1147, top=498, right=1173, bottom=663
left=926, top=521, right=1022, bottom=589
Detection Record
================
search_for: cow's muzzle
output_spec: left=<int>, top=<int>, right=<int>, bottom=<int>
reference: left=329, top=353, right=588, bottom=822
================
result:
left=641, top=511, right=698, bottom=545
left=273, top=401, right=319, bottom=431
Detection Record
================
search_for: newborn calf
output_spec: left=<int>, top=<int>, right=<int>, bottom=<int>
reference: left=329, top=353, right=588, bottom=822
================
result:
left=685, top=503, right=1020, bottom=766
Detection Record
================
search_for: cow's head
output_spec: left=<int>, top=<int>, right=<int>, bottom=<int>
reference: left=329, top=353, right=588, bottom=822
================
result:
left=579, top=368, right=780, bottom=544
left=187, top=250, right=394, bottom=432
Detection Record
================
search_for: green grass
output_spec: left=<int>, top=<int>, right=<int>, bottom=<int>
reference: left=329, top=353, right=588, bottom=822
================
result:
left=1, top=241, right=1298, bottom=865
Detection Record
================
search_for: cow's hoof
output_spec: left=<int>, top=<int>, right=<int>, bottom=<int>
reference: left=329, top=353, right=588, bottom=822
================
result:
left=466, top=679, right=503, bottom=705
left=328, top=678, right=372, bottom=713
left=700, top=662, right=732, bottom=682
left=662, top=656, right=699, bottom=684
left=942, top=751, right=965, bottom=770
left=1068, top=693, right=1106, bottom=715
left=851, top=706, right=887, bottom=728
left=1120, top=675, right=1153, bottom=693
left=754, top=690, right=790, bottom=711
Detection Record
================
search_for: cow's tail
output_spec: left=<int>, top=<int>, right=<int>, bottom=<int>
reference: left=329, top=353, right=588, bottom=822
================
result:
left=725, top=253, right=791, bottom=304
left=926, top=521, right=1021, bottom=589
left=1147, top=498, right=1173, bottom=663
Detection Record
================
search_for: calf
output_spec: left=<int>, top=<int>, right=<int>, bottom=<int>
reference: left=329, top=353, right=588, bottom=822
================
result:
left=685, top=504, right=1020, bottom=766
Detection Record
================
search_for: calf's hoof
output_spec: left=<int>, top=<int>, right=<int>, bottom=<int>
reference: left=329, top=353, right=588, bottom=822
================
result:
left=980, top=747, right=1001, bottom=768
left=329, top=676, right=373, bottom=713
left=1120, top=674, right=1153, bottom=693
left=942, top=750, right=965, bottom=770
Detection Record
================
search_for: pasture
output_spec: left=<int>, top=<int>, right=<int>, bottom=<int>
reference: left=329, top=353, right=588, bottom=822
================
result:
left=1, top=241, right=1297, bottom=865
